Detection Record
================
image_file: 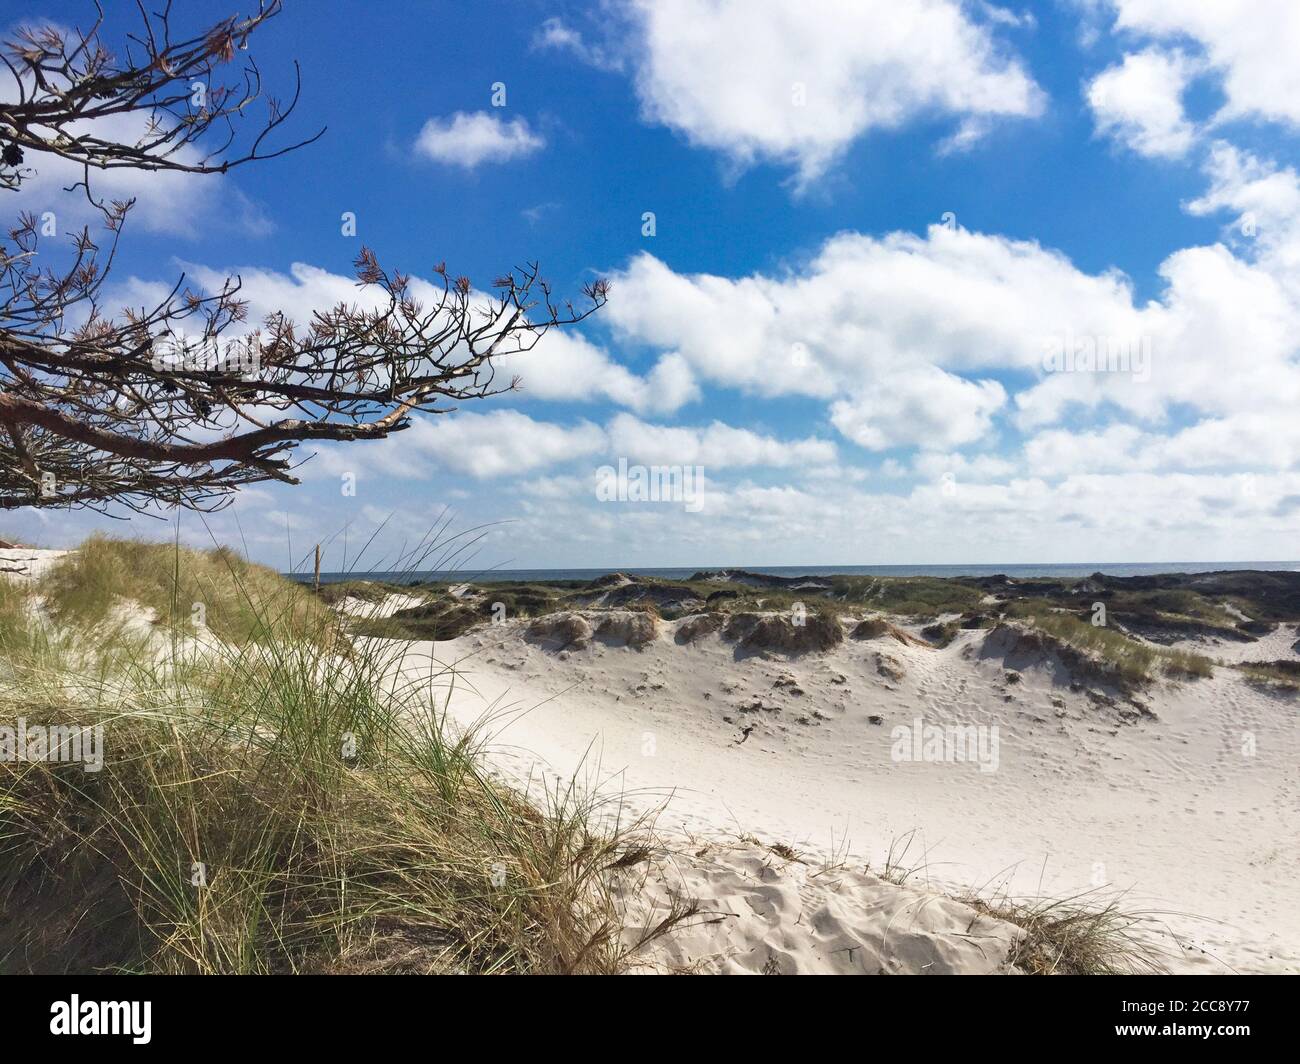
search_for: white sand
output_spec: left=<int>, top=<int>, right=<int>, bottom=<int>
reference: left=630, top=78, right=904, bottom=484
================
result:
left=332, top=591, right=426, bottom=619
left=616, top=838, right=1022, bottom=974
left=1171, top=622, right=1300, bottom=664
left=387, top=614, right=1300, bottom=974
left=0, top=547, right=70, bottom=583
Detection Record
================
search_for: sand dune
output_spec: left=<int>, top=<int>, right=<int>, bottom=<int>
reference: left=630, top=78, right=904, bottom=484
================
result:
left=384, top=609, right=1300, bottom=974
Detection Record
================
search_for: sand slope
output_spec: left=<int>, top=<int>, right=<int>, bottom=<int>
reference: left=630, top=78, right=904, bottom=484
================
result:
left=370, top=608, right=1299, bottom=974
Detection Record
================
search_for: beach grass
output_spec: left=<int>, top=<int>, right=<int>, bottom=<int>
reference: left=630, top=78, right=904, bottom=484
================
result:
left=1006, top=605, right=1214, bottom=684
left=962, top=891, right=1170, bottom=975
left=0, top=538, right=688, bottom=974
left=40, top=533, right=331, bottom=647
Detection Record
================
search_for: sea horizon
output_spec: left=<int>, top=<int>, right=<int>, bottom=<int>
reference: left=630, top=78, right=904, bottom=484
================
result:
left=289, top=560, right=1300, bottom=585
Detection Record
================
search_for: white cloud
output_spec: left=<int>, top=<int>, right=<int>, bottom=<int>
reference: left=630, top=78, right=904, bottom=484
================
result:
left=532, top=17, right=624, bottom=71
left=607, top=232, right=1141, bottom=448
left=1087, top=48, right=1200, bottom=158
left=374, top=410, right=606, bottom=479
left=830, top=368, right=1006, bottom=451
left=606, top=412, right=837, bottom=468
left=609, top=231, right=1142, bottom=403
left=607, top=167, right=1300, bottom=458
left=1025, top=413, right=1300, bottom=477
left=1023, top=424, right=1148, bottom=477
left=497, top=332, right=699, bottom=415
left=305, top=408, right=836, bottom=484
left=978, top=4, right=1036, bottom=30
left=615, top=0, right=1044, bottom=187
left=1187, top=143, right=1300, bottom=264
left=414, top=111, right=545, bottom=169
left=1105, top=1, right=1300, bottom=129
left=912, top=450, right=1019, bottom=482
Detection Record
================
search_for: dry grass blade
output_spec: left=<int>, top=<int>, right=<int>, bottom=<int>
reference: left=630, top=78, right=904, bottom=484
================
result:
left=0, top=536, right=692, bottom=974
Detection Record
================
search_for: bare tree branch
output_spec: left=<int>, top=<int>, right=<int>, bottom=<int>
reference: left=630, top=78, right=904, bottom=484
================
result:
left=0, top=3, right=606, bottom=514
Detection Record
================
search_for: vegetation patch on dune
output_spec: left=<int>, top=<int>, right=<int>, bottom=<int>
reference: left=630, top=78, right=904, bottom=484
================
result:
left=333, top=570, right=1299, bottom=678
left=1, top=539, right=688, bottom=974
left=722, top=610, right=844, bottom=655
left=962, top=892, right=1169, bottom=975
left=349, top=585, right=561, bottom=641
left=315, top=580, right=421, bottom=607
left=1237, top=660, right=1300, bottom=691
left=999, top=610, right=1213, bottom=686
left=42, top=535, right=330, bottom=647
left=851, top=615, right=926, bottom=645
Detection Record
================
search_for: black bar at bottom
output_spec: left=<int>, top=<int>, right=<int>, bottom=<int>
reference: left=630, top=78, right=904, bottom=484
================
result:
left=1, top=973, right=1289, bottom=1051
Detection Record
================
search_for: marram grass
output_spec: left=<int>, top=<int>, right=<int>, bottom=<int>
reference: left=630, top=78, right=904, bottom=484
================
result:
left=0, top=538, right=688, bottom=974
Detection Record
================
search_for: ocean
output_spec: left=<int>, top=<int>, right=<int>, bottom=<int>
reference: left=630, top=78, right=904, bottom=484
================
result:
left=291, top=561, right=1300, bottom=585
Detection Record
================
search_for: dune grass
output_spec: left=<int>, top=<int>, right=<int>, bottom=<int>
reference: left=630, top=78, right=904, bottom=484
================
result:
left=1238, top=662, right=1300, bottom=691
left=962, top=891, right=1169, bottom=975
left=40, top=533, right=331, bottom=647
left=0, top=538, right=688, bottom=974
left=1006, top=606, right=1213, bottom=684
left=0, top=573, right=26, bottom=648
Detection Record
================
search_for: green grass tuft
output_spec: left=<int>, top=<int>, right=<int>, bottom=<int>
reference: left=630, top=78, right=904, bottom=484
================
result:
left=1006, top=606, right=1214, bottom=685
left=0, top=537, right=689, bottom=974
left=40, top=534, right=331, bottom=646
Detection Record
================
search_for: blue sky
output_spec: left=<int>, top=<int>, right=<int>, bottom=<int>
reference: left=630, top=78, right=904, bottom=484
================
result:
left=10, top=1, right=1300, bottom=571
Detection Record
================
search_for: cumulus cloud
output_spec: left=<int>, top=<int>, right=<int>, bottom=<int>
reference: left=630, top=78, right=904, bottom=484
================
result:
left=404, top=411, right=605, bottom=478
left=606, top=413, right=837, bottom=468
left=1105, top=0, right=1300, bottom=129
left=497, top=332, right=699, bottom=415
left=315, top=410, right=607, bottom=480
left=608, top=230, right=1143, bottom=402
left=1087, top=48, right=1200, bottom=158
left=1025, top=413, right=1300, bottom=478
left=830, top=369, right=1006, bottom=451
left=1187, top=143, right=1300, bottom=260
left=606, top=231, right=1141, bottom=447
left=912, top=449, right=1019, bottom=482
left=605, top=162, right=1300, bottom=461
left=305, top=409, right=837, bottom=484
left=414, top=111, right=545, bottom=168
left=591, top=0, right=1044, bottom=187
